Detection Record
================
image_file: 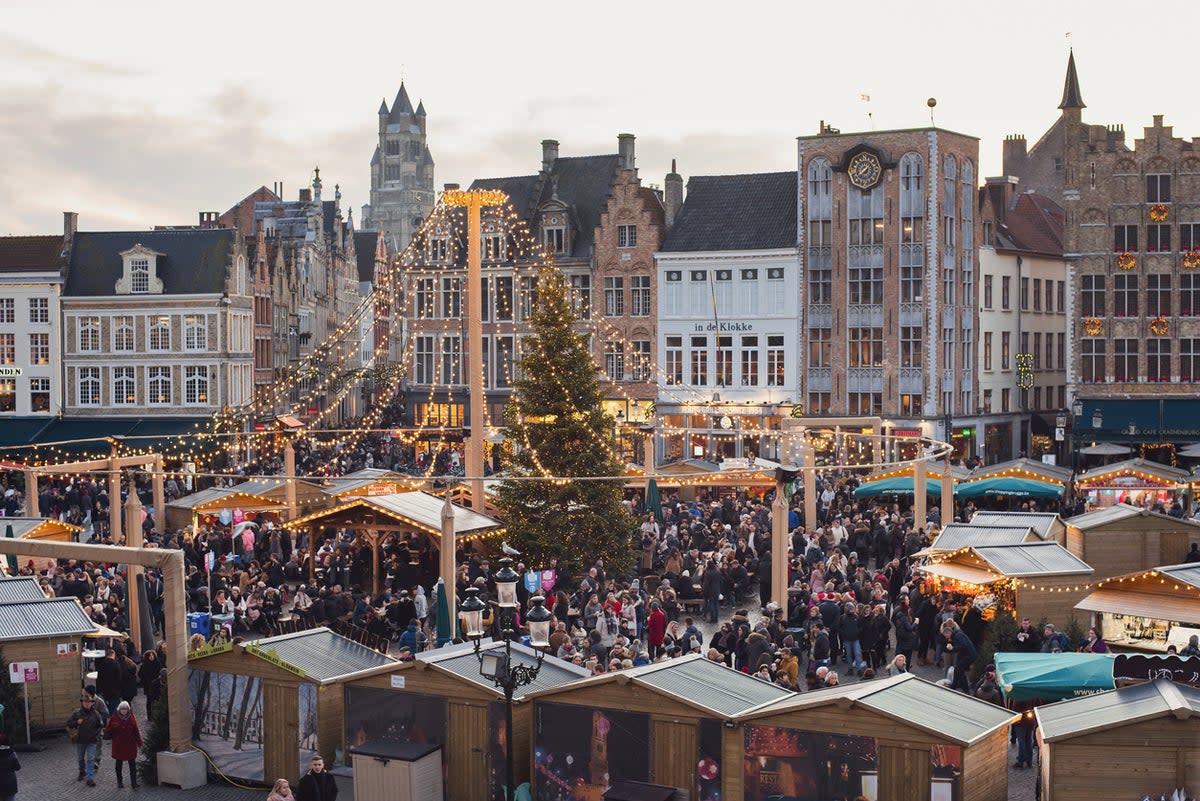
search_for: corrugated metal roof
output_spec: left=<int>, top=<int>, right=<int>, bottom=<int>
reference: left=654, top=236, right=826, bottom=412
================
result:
left=167, top=487, right=233, bottom=511
left=970, top=511, right=1065, bottom=540
left=365, top=492, right=502, bottom=535
left=0, top=517, right=82, bottom=538
left=973, top=542, right=1093, bottom=576
left=1075, top=458, right=1190, bottom=485
left=1066, top=503, right=1200, bottom=531
left=321, top=468, right=405, bottom=495
left=1036, top=679, right=1200, bottom=742
left=1074, top=588, right=1199, bottom=621
left=970, top=458, right=1072, bottom=483
left=0, top=577, right=46, bottom=602
left=634, top=655, right=791, bottom=716
left=917, top=562, right=1005, bottom=586
left=0, top=597, right=98, bottom=640
left=740, top=673, right=1014, bottom=746
left=247, top=628, right=395, bottom=682
left=931, top=524, right=1039, bottom=551
left=423, top=639, right=588, bottom=700
left=1157, top=563, right=1200, bottom=588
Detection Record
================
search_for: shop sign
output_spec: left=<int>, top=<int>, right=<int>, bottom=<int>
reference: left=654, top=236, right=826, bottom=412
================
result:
left=893, top=429, right=922, bottom=438
left=1113, top=653, right=1200, bottom=688
left=0, top=367, right=21, bottom=377
left=365, top=482, right=397, bottom=496
left=692, top=321, right=755, bottom=332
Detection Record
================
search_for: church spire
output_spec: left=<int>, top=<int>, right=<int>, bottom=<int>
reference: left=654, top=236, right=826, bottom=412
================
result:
left=389, top=83, right=414, bottom=121
left=1058, top=48, right=1086, bottom=110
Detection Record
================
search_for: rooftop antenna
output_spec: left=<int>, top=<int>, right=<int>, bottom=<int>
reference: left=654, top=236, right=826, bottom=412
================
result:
left=927, top=97, right=937, bottom=128
left=860, top=93, right=874, bottom=130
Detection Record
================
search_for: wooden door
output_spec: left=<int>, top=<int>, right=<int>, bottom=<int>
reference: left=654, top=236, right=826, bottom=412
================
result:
left=878, top=744, right=931, bottom=801
left=652, top=719, right=697, bottom=798
left=450, top=701, right=488, bottom=800
left=263, top=682, right=299, bottom=785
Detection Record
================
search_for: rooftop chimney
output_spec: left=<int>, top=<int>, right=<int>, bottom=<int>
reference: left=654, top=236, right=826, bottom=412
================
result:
left=664, top=159, right=683, bottom=230
left=299, top=188, right=312, bottom=203
left=541, top=139, right=559, bottom=173
left=618, top=133, right=636, bottom=171
left=444, top=183, right=460, bottom=192
left=63, top=211, right=78, bottom=240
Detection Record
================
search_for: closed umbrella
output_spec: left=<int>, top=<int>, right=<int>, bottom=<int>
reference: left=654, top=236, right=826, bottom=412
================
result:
left=435, top=577, right=453, bottom=646
left=643, top=478, right=664, bottom=526
left=3, top=524, right=15, bottom=576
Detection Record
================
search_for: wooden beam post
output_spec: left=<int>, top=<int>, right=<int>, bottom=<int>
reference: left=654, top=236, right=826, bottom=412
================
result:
left=124, top=491, right=145, bottom=652
left=802, top=440, right=817, bottom=536
left=108, top=439, right=122, bottom=544
left=284, top=438, right=297, bottom=522
left=914, top=458, right=928, bottom=533
left=771, top=476, right=788, bottom=612
left=941, top=455, right=954, bottom=526
left=440, top=493, right=456, bottom=640
left=0, top=538, right=189, bottom=751
left=23, top=469, right=38, bottom=518
left=152, top=455, right=165, bottom=533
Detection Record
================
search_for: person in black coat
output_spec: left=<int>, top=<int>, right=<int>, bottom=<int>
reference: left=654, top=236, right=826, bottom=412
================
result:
left=942, top=621, right=977, bottom=693
left=95, top=648, right=123, bottom=713
left=296, top=755, right=338, bottom=801
left=0, top=733, right=19, bottom=800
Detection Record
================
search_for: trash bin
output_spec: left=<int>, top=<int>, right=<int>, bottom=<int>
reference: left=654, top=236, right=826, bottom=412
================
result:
left=349, top=741, right=441, bottom=801
left=187, top=612, right=210, bottom=638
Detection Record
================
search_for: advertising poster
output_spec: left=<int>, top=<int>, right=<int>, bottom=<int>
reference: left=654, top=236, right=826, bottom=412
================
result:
left=697, top=718, right=723, bottom=801
left=534, top=702, right=650, bottom=801
left=743, top=725, right=877, bottom=801
left=343, top=686, right=448, bottom=797
left=488, top=701, right=507, bottom=801
left=930, top=744, right=962, bottom=801
left=188, top=669, right=265, bottom=781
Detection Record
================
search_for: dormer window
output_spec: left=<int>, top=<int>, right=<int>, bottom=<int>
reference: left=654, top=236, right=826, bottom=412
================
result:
left=116, top=244, right=164, bottom=295
left=428, top=236, right=448, bottom=262
left=544, top=225, right=566, bottom=254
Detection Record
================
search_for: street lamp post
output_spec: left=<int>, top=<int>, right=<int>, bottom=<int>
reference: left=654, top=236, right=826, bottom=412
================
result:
left=459, top=558, right=552, bottom=801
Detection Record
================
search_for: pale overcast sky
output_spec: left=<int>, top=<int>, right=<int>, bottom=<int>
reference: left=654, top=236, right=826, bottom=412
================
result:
left=1, top=0, right=1196, bottom=235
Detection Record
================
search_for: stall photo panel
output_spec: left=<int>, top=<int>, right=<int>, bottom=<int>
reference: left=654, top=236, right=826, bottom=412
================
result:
left=697, top=718, right=723, bottom=801
left=188, top=670, right=265, bottom=781
left=298, top=684, right=319, bottom=774
left=930, top=744, right=962, bottom=801
left=534, top=702, right=650, bottom=801
left=344, top=686, right=448, bottom=785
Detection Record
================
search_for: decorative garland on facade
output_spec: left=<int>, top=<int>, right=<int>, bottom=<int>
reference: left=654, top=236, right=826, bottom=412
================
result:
left=1149, top=203, right=1169, bottom=222
left=1150, top=316, right=1169, bottom=336
left=1083, top=318, right=1103, bottom=336
left=1117, top=252, right=1137, bottom=270
left=1183, top=250, right=1200, bottom=270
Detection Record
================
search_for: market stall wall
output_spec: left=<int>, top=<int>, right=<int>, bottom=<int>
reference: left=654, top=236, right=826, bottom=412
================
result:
left=729, top=703, right=1002, bottom=801
left=3, top=634, right=87, bottom=728
left=1067, top=525, right=1189, bottom=582
left=347, top=663, right=527, bottom=800
left=1041, top=715, right=1200, bottom=800
left=1017, top=575, right=1092, bottom=630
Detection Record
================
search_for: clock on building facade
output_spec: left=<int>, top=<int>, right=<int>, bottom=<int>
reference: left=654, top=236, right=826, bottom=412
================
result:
left=847, top=151, right=883, bottom=189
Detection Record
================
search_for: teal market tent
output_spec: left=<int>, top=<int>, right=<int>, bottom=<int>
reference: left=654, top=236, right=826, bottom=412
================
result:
left=853, top=476, right=944, bottom=498
left=956, top=476, right=1064, bottom=499
left=995, top=652, right=1116, bottom=702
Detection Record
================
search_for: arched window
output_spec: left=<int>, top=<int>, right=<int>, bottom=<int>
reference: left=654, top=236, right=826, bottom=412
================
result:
left=149, top=316, right=171, bottom=351
left=806, top=158, right=834, bottom=305
left=899, top=153, right=925, bottom=304
left=131, top=259, right=150, bottom=293
left=184, top=366, right=209, bottom=405
left=148, top=367, right=171, bottom=405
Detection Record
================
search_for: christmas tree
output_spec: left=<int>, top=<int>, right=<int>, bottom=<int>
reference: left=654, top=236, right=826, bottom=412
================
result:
left=495, top=262, right=635, bottom=574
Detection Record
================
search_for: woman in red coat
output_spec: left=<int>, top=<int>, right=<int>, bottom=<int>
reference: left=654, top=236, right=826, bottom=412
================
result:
left=646, top=601, right=667, bottom=660
left=103, top=700, right=143, bottom=788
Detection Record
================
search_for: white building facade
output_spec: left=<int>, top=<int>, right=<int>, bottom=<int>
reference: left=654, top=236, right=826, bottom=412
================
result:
left=0, top=233, right=65, bottom=417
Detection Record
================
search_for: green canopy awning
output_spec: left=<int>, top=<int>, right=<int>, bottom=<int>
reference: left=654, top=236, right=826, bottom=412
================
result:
left=853, top=476, right=943, bottom=498
left=956, top=476, right=1064, bottom=499
left=994, top=652, right=1115, bottom=702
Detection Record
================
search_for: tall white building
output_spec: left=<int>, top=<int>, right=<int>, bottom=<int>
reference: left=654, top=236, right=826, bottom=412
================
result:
left=654, top=172, right=800, bottom=462
left=0, top=225, right=66, bottom=421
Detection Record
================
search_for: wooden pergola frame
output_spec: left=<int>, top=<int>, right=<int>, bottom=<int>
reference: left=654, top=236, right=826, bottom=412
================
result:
left=0, top=500, right=190, bottom=752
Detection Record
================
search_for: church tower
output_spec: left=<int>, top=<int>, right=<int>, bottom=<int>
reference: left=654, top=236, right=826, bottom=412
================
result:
left=361, top=83, right=435, bottom=255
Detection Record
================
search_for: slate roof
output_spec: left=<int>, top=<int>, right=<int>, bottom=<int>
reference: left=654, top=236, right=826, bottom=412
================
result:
left=970, top=511, right=1065, bottom=540
left=471, top=154, right=621, bottom=258
left=421, top=639, right=589, bottom=700
left=0, top=235, right=63, bottom=272
left=1059, top=49, right=1086, bottom=110
left=354, top=232, right=379, bottom=282
left=996, top=192, right=1064, bottom=257
left=388, top=84, right=414, bottom=121
left=628, top=654, right=790, bottom=716
left=661, top=172, right=798, bottom=252
left=0, top=577, right=47, bottom=602
left=240, top=627, right=395, bottom=683
left=0, top=597, right=99, bottom=640
left=64, top=229, right=233, bottom=296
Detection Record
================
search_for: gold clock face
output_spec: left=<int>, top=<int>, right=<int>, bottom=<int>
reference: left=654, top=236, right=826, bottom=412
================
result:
left=848, top=152, right=882, bottom=189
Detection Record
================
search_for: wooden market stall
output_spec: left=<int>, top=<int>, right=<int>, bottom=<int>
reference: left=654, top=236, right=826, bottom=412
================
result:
left=186, top=627, right=396, bottom=783
left=732, top=673, right=1016, bottom=801
left=1063, top=503, right=1200, bottom=582
left=965, top=457, right=1072, bottom=488
left=916, top=541, right=1094, bottom=627
left=1073, top=458, right=1189, bottom=510
left=969, top=511, right=1066, bottom=544
left=0, top=517, right=83, bottom=574
left=320, top=468, right=425, bottom=500
left=526, top=654, right=791, bottom=801
left=0, top=593, right=107, bottom=728
left=166, top=478, right=327, bottom=531
left=284, top=491, right=505, bottom=595
left=1074, top=562, right=1200, bottom=653
left=1035, top=678, right=1200, bottom=801
left=342, top=639, right=589, bottom=800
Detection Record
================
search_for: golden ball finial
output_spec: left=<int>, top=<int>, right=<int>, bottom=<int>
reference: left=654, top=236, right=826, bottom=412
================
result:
left=927, top=97, right=937, bottom=108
